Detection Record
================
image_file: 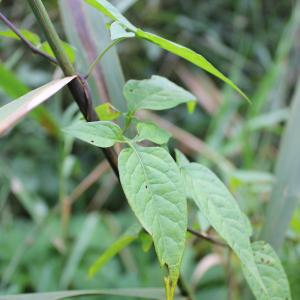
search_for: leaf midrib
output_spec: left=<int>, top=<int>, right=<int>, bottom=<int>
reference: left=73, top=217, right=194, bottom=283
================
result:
left=127, top=143, right=169, bottom=265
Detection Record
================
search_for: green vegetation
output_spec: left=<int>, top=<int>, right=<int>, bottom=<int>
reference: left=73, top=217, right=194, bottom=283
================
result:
left=0, top=1, right=299, bottom=300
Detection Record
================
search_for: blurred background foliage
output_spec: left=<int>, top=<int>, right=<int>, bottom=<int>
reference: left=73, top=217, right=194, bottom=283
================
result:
left=0, top=0, right=299, bottom=299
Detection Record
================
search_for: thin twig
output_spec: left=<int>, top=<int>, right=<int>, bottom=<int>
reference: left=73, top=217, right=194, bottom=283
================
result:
left=85, top=38, right=125, bottom=79
left=187, top=227, right=228, bottom=247
left=0, top=11, right=58, bottom=64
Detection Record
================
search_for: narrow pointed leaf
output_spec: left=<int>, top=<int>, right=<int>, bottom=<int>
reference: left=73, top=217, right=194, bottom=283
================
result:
left=261, top=76, right=300, bottom=249
left=242, top=241, right=291, bottom=300
left=124, top=75, right=196, bottom=112
left=88, top=223, right=142, bottom=277
left=85, top=0, right=137, bottom=32
left=0, top=76, right=75, bottom=135
left=85, top=0, right=248, bottom=100
left=180, top=161, right=268, bottom=299
left=110, top=21, right=135, bottom=40
left=118, top=145, right=187, bottom=287
left=135, top=121, right=171, bottom=145
left=136, top=30, right=249, bottom=101
left=0, top=62, right=60, bottom=136
left=63, top=121, right=124, bottom=148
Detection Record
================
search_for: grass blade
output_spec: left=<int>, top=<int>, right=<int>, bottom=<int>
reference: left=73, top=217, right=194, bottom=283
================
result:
left=260, top=76, right=300, bottom=250
left=0, top=76, right=75, bottom=135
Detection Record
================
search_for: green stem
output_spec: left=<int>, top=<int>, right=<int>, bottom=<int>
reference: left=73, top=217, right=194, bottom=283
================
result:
left=27, top=0, right=120, bottom=177
left=27, top=0, right=75, bottom=75
left=123, top=112, right=135, bottom=133
left=86, top=38, right=126, bottom=78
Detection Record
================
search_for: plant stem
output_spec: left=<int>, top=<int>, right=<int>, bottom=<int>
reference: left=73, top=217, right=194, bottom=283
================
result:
left=86, top=38, right=125, bottom=78
left=187, top=228, right=228, bottom=247
left=0, top=11, right=57, bottom=64
left=27, top=0, right=74, bottom=75
left=27, top=0, right=119, bottom=176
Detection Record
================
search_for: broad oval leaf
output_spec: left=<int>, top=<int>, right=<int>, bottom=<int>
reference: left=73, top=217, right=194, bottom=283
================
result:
left=63, top=121, right=124, bottom=148
left=135, top=121, right=171, bottom=145
left=85, top=0, right=137, bottom=32
left=242, top=241, right=291, bottom=300
left=124, top=75, right=196, bottom=113
left=110, top=21, right=135, bottom=40
left=118, top=145, right=187, bottom=286
left=0, top=76, right=75, bottom=136
left=136, top=30, right=249, bottom=102
left=180, top=162, right=268, bottom=299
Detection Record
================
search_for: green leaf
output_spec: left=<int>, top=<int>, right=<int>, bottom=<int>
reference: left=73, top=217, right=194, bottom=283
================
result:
left=59, top=0, right=128, bottom=126
left=139, top=231, right=153, bottom=252
left=0, top=288, right=183, bottom=300
left=88, top=223, right=142, bottom=278
left=0, top=62, right=60, bottom=136
left=261, top=77, right=300, bottom=250
left=124, top=75, right=196, bottom=112
left=180, top=161, right=268, bottom=299
left=0, top=29, right=41, bottom=45
left=118, top=145, right=187, bottom=292
left=85, top=0, right=248, bottom=100
left=110, top=21, right=135, bottom=40
left=39, top=41, right=76, bottom=64
left=242, top=241, right=291, bottom=300
left=63, top=121, right=124, bottom=148
left=95, top=102, right=122, bottom=121
left=0, top=29, right=76, bottom=63
left=85, top=0, right=137, bottom=32
left=136, top=30, right=249, bottom=102
left=175, top=149, right=189, bottom=168
left=135, top=121, right=171, bottom=145
left=0, top=76, right=75, bottom=135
